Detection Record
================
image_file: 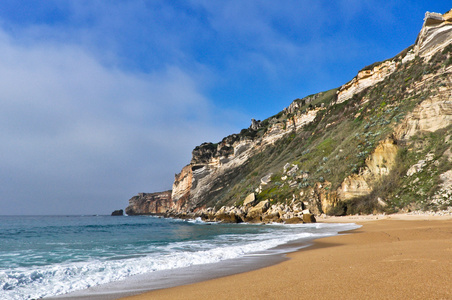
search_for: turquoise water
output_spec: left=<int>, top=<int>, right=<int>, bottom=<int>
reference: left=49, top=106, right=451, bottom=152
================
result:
left=0, top=215, right=359, bottom=299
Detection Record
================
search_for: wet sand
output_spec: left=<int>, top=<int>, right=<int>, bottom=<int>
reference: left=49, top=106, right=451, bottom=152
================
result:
left=122, top=215, right=452, bottom=300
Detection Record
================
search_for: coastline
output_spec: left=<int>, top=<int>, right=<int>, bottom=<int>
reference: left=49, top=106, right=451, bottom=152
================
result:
left=50, top=223, right=359, bottom=300
left=121, top=214, right=452, bottom=300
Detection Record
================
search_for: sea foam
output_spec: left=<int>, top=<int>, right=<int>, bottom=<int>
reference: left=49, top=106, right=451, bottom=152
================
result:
left=0, top=216, right=359, bottom=299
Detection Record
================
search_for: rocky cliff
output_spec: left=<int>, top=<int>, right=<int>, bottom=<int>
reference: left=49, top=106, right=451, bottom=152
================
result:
left=126, top=9, right=452, bottom=220
left=125, top=191, right=173, bottom=215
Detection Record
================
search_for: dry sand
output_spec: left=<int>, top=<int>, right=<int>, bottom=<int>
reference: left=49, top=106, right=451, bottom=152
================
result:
left=122, top=214, right=452, bottom=300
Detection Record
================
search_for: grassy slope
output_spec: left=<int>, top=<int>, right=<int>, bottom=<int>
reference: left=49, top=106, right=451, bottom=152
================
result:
left=201, top=45, right=452, bottom=214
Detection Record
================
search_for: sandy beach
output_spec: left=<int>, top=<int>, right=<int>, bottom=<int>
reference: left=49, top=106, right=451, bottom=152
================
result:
left=122, top=214, right=452, bottom=300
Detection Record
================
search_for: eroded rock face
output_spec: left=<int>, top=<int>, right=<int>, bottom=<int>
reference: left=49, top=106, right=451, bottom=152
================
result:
left=336, top=10, right=452, bottom=105
left=337, top=174, right=372, bottom=201
left=336, top=60, right=398, bottom=104
left=415, top=10, right=452, bottom=59
left=365, top=138, right=399, bottom=178
left=170, top=108, right=324, bottom=213
left=171, top=165, right=193, bottom=210
left=395, top=94, right=452, bottom=140
left=337, top=139, right=398, bottom=201
left=125, top=191, right=173, bottom=215
left=243, top=193, right=258, bottom=206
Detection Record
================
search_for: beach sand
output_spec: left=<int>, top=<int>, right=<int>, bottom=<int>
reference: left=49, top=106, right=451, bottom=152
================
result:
left=122, top=214, right=452, bottom=300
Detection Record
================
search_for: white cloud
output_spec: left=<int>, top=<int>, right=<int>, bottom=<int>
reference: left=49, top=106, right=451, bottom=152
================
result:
left=0, top=27, right=234, bottom=215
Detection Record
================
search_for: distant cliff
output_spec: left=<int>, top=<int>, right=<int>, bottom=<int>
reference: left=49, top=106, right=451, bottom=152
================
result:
left=126, top=9, right=452, bottom=220
left=125, top=191, right=173, bottom=215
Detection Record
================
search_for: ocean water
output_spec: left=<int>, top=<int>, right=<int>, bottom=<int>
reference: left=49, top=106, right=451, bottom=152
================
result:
left=0, top=215, right=359, bottom=299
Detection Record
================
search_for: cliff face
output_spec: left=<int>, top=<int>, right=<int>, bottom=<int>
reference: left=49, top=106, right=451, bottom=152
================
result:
left=125, top=191, right=173, bottom=215
left=415, top=11, right=452, bottom=59
left=170, top=99, right=330, bottom=212
left=126, top=9, right=452, bottom=218
left=337, top=10, right=452, bottom=105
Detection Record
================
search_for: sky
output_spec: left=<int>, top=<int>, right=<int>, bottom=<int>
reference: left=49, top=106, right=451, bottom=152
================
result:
left=0, top=1, right=450, bottom=215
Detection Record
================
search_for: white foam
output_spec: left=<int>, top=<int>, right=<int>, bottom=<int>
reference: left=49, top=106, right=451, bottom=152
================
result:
left=1, top=222, right=359, bottom=299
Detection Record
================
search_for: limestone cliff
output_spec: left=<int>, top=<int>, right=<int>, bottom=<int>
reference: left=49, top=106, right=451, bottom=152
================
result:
left=126, top=9, right=452, bottom=219
left=415, top=10, right=452, bottom=59
left=125, top=191, right=173, bottom=215
left=170, top=100, right=329, bottom=212
left=337, top=9, right=452, bottom=105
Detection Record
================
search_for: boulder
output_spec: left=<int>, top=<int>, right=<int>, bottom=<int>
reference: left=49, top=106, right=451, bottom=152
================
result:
left=261, top=174, right=272, bottom=185
left=262, top=212, right=282, bottom=223
left=111, top=209, right=124, bottom=216
left=243, top=193, right=258, bottom=206
left=200, top=211, right=215, bottom=222
left=215, top=212, right=242, bottom=223
left=302, top=213, right=317, bottom=223
left=284, top=217, right=303, bottom=224
left=244, top=200, right=270, bottom=223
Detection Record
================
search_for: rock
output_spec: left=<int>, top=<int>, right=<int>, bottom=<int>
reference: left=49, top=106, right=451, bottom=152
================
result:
left=261, top=174, right=273, bottom=185
left=213, top=206, right=244, bottom=223
left=215, top=212, right=242, bottom=223
left=244, top=216, right=263, bottom=223
left=394, top=92, right=452, bottom=141
left=125, top=191, right=173, bottom=215
left=336, top=59, right=398, bottom=104
left=250, top=118, right=261, bottom=131
left=262, top=212, right=282, bottom=223
left=245, top=200, right=270, bottom=222
left=287, top=165, right=299, bottom=176
left=415, top=10, right=452, bottom=59
left=284, top=217, right=303, bottom=224
left=111, top=209, right=124, bottom=216
left=302, top=213, right=316, bottom=223
left=243, top=193, right=258, bottom=206
left=377, top=197, right=388, bottom=208
left=283, top=163, right=291, bottom=173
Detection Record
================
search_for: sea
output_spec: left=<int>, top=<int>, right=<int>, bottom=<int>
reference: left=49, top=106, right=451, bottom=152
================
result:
left=0, top=215, right=359, bottom=300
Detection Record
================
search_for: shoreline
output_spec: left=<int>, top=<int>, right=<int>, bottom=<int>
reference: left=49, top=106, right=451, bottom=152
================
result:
left=121, top=214, right=452, bottom=300
left=48, top=222, right=358, bottom=300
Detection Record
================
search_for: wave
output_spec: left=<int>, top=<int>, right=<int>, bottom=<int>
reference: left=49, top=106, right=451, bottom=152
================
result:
left=0, top=222, right=359, bottom=299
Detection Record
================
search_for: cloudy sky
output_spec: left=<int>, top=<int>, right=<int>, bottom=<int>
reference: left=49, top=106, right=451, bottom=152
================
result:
left=1, top=1, right=450, bottom=215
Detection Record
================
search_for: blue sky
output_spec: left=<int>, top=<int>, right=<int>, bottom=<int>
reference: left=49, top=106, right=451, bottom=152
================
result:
left=0, top=1, right=450, bottom=215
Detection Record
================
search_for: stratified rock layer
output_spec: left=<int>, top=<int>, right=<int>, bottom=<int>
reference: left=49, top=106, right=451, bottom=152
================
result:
left=125, top=191, right=173, bottom=215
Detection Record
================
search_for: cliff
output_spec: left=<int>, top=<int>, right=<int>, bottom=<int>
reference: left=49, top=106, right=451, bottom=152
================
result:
left=125, top=191, right=173, bottom=215
left=126, top=9, right=452, bottom=220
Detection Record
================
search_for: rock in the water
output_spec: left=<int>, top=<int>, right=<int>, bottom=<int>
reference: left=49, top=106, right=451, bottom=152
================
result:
left=284, top=217, right=303, bottom=224
left=111, top=209, right=124, bottom=216
left=302, top=213, right=316, bottom=223
left=262, top=213, right=282, bottom=223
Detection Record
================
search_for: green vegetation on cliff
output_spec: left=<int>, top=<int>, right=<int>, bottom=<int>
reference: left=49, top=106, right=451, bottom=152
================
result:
left=195, top=43, right=452, bottom=215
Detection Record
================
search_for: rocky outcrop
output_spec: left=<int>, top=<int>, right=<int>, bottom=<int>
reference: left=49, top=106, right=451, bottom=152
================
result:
left=415, top=10, right=452, bottom=59
left=394, top=90, right=452, bottom=140
left=111, top=209, right=124, bottom=216
left=125, top=191, right=173, bottom=215
left=337, top=138, right=398, bottom=201
left=336, top=60, right=398, bottom=104
left=195, top=199, right=316, bottom=224
left=336, top=10, right=452, bottom=105
left=171, top=107, right=325, bottom=212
